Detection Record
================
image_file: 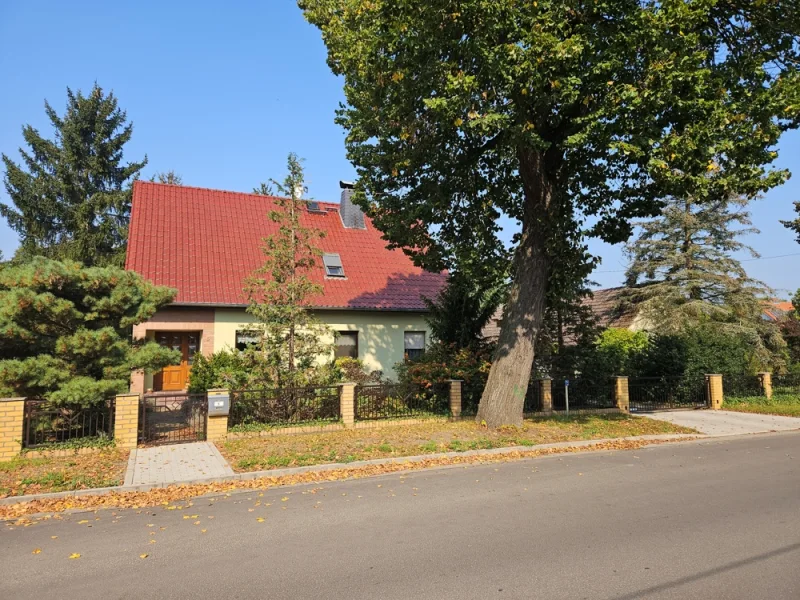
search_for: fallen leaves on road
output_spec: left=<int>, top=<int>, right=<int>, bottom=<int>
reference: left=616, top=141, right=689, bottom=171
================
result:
left=68, top=553, right=80, bottom=559
left=0, top=439, right=692, bottom=519
left=32, top=548, right=41, bottom=554
left=139, top=553, right=148, bottom=559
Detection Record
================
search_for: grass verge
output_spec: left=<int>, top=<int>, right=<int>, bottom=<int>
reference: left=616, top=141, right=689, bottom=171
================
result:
left=724, top=393, right=800, bottom=417
left=0, top=437, right=692, bottom=520
left=0, top=449, right=128, bottom=499
left=220, top=414, right=695, bottom=472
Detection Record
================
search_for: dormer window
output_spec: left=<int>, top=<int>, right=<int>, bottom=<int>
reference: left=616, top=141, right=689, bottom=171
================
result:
left=323, top=253, right=345, bottom=278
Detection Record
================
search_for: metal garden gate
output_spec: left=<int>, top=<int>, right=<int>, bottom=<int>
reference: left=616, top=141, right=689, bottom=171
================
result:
left=139, top=393, right=208, bottom=445
left=628, top=376, right=710, bottom=412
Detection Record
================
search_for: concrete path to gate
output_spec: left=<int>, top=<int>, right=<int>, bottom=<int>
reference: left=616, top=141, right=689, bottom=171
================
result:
left=124, top=442, right=234, bottom=486
left=641, top=409, right=800, bottom=436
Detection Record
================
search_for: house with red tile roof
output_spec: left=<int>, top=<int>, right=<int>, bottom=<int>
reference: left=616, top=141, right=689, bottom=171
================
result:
left=126, top=180, right=446, bottom=393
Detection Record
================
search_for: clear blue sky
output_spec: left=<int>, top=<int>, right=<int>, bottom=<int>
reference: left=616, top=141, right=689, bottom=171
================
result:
left=2, top=1, right=799, bottom=297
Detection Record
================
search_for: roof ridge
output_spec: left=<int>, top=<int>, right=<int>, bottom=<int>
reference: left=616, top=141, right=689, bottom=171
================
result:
left=133, top=179, right=341, bottom=207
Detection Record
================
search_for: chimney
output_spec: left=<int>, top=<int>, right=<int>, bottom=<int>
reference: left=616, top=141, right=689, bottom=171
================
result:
left=339, top=180, right=366, bottom=229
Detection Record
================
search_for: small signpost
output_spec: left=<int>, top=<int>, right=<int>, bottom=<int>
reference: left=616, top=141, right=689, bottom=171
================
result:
left=565, top=379, right=570, bottom=415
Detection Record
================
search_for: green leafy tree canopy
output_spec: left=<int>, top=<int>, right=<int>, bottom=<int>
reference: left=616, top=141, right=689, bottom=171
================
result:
left=1, top=84, right=146, bottom=266
left=301, top=0, right=800, bottom=426
left=0, top=258, right=179, bottom=405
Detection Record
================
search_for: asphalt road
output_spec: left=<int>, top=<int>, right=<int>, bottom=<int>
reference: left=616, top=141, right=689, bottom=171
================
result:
left=2, top=433, right=800, bottom=600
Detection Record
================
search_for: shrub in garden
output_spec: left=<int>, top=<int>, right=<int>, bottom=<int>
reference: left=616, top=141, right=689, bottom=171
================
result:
left=187, top=350, right=250, bottom=393
left=395, top=342, right=491, bottom=390
left=333, top=357, right=381, bottom=385
left=576, top=328, right=649, bottom=382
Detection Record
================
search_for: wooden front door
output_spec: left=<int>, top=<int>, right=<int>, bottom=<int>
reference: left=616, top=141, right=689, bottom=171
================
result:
left=154, top=332, right=199, bottom=391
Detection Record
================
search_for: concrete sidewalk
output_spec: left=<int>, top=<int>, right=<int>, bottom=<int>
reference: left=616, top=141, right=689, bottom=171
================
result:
left=124, top=442, right=234, bottom=486
left=641, top=409, right=800, bottom=435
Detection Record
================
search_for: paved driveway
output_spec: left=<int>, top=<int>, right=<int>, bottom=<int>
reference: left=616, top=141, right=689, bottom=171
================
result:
left=641, top=409, right=800, bottom=435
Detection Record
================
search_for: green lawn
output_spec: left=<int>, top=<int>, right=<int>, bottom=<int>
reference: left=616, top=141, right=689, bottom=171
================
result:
left=724, top=393, right=800, bottom=418
left=219, top=414, right=696, bottom=473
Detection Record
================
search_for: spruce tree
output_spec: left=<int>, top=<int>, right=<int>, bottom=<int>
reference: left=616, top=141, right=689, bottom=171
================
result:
left=624, top=194, right=785, bottom=369
left=252, top=182, right=275, bottom=196
left=244, top=153, right=333, bottom=387
left=1, top=84, right=146, bottom=266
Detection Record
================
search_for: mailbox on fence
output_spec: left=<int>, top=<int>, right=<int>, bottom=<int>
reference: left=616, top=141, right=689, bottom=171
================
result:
left=208, top=393, right=230, bottom=417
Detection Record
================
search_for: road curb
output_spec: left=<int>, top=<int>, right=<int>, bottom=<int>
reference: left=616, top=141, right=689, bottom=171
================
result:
left=0, top=433, right=700, bottom=506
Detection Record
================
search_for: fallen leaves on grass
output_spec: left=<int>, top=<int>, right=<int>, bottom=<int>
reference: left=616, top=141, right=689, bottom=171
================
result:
left=0, top=438, right=694, bottom=519
left=0, top=450, right=128, bottom=499
left=219, top=416, right=696, bottom=473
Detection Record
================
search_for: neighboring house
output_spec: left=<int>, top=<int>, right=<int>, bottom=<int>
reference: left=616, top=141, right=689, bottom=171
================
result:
left=126, top=181, right=446, bottom=393
left=482, top=287, right=791, bottom=341
left=481, top=287, right=647, bottom=343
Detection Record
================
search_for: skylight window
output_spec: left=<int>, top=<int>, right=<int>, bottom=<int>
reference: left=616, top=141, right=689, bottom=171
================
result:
left=323, top=253, right=345, bottom=278
left=307, top=200, right=322, bottom=212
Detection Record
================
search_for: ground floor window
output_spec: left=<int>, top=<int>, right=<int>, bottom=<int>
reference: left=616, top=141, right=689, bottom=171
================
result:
left=404, top=331, right=426, bottom=360
left=235, top=330, right=260, bottom=352
left=335, top=331, right=359, bottom=359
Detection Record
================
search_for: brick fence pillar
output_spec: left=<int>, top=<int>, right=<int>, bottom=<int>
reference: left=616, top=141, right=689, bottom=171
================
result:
left=707, top=374, right=724, bottom=410
left=0, top=398, right=25, bottom=460
left=539, top=379, right=553, bottom=413
left=340, top=383, right=356, bottom=427
left=448, top=380, right=463, bottom=418
left=114, top=393, right=140, bottom=450
left=206, top=389, right=230, bottom=442
left=614, top=376, right=630, bottom=413
left=758, top=372, right=773, bottom=399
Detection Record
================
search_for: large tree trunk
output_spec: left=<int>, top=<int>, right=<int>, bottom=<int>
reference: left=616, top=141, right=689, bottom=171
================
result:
left=476, top=148, right=554, bottom=428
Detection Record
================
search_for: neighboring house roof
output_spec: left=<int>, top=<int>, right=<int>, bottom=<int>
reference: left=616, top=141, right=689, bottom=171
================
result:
left=125, top=181, right=446, bottom=310
left=764, top=300, right=794, bottom=322
left=481, top=287, right=638, bottom=340
left=582, top=287, right=639, bottom=329
left=482, top=288, right=797, bottom=338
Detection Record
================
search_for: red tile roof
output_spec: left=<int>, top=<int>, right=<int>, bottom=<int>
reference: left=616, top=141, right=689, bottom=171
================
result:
left=125, top=181, right=446, bottom=310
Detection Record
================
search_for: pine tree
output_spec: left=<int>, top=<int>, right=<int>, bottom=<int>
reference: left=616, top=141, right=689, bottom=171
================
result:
left=150, top=171, right=183, bottom=185
left=244, top=153, right=332, bottom=387
left=0, top=258, right=180, bottom=405
left=1, top=84, right=146, bottom=266
left=624, top=194, right=785, bottom=369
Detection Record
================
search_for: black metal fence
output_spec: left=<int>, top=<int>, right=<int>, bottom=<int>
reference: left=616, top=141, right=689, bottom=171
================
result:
left=355, top=382, right=449, bottom=420
left=139, top=393, right=207, bottom=445
left=628, top=376, right=708, bottom=412
left=461, top=380, right=485, bottom=417
left=524, top=380, right=543, bottom=412
left=23, top=398, right=115, bottom=449
left=771, top=374, right=800, bottom=397
left=229, top=386, right=341, bottom=428
left=724, top=374, right=764, bottom=398
left=551, top=379, right=617, bottom=410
